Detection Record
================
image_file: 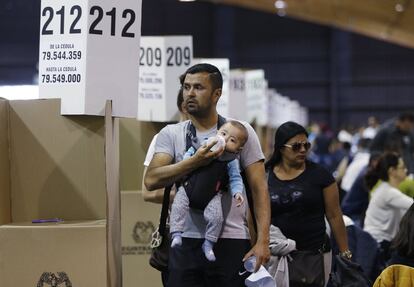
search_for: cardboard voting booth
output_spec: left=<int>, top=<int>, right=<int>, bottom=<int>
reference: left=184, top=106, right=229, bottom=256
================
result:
left=0, top=220, right=107, bottom=287
left=229, top=69, right=267, bottom=124
left=38, top=0, right=142, bottom=117
left=121, top=191, right=162, bottom=287
left=0, top=98, right=120, bottom=287
left=229, top=69, right=247, bottom=121
left=119, top=118, right=165, bottom=191
left=245, top=70, right=267, bottom=125
left=137, top=36, right=193, bottom=122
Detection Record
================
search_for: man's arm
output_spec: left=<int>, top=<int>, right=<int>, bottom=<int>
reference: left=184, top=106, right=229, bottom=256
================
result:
left=141, top=166, right=175, bottom=203
left=144, top=141, right=223, bottom=191
left=242, top=161, right=271, bottom=271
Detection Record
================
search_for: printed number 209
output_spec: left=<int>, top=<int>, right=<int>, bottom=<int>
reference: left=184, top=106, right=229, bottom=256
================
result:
left=41, top=5, right=135, bottom=38
left=139, top=47, right=191, bottom=67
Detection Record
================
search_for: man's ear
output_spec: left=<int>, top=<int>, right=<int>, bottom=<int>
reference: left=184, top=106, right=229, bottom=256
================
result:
left=213, top=88, right=222, bottom=104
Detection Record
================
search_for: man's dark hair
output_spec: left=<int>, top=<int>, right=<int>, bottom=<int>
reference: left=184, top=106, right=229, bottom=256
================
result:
left=398, top=112, right=414, bottom=122
left=176, top=73, right=186, bottom=112
left=179, top=73, right=185, bottom=85
left=183, top=63, right=223, bottom=91
left=176, top=87, right=184, bottom=112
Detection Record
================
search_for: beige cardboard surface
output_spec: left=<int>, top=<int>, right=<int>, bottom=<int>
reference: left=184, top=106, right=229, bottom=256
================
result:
left=8, top=99, right=107, bottom=221
left=121, top=191, right=162, bottom=287
left=105, top=102, right=122, bottom=287
left=0, top=100, right=11, bottom=224
left=119, top=119, right=166, bottom=191
left=0, top=220, right=107, bottom=287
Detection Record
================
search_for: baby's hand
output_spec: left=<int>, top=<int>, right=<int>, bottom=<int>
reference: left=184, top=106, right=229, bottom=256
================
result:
left=234, top=193, right=244, bottom=207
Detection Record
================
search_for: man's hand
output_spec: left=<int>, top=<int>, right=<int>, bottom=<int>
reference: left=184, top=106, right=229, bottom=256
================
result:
left=243, top=240, right=270, bottom=272
left=242, top=161, right=271, bottom=272
left=192, top=138, right=224, bottom=168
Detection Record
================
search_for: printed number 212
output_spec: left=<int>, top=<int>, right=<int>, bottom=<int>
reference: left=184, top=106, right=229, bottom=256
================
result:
left=41, top=5, right=135, bottom=38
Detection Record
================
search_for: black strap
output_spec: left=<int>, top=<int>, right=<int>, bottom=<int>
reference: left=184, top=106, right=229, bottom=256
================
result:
left=185, top=115, right=257, bottom=230
left=185, top=114, right=227, bottom=151
left=158, top=184, right=173, bottom=234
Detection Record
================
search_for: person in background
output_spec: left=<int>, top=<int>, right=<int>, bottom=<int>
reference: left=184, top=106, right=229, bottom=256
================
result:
left=363, top=116, right=380, bottom=139
left=363, top=152, right=413, bottom=262
left=388, top=203, right=414, bottom=267
left=340, top=138, right=372, bottom=194
left=141, top=86, right=187, bottom=286
left=142, top=86, right=188, bottom=204
left=144, top=63, right=270, bottom=287
left=341, top=152, right=381, bottom=227
left=370, top=112, right=414, bottom=174
left=311, top=123, right=334, bottom=172
left=266, top=121, right=350, bottom=286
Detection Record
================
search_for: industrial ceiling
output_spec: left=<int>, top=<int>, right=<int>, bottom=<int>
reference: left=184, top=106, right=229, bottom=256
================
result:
left=206, top=0, right=414, bottom=49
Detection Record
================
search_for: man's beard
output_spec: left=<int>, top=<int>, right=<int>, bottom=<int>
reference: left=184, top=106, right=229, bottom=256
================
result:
left=186, top=103, right=211, bottom=118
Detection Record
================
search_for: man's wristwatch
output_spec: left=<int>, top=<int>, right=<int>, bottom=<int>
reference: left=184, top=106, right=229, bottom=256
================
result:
left=339, top=249, right=352, bottom=260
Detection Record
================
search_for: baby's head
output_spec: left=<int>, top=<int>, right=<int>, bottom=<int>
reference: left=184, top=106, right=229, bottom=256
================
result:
left=217, top=121, right=249, bottom=154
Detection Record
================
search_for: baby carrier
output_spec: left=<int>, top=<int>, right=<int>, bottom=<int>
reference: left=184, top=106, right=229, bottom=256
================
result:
left=182, top=115, right=236, bottom=210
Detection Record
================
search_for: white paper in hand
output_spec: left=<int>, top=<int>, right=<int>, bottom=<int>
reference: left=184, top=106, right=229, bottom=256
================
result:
left=244, top=256, right=276, bottom=287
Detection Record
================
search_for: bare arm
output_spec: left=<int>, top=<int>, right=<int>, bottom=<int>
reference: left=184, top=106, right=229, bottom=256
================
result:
left=141, top=166, right=175, bottom=203
left=242, top=161, right=271, bottom=271
left=247, top=208, right=257, bottom=245
left=324, top=182, right=349, bottom=252
left=144, top=140, right=223, bottom=191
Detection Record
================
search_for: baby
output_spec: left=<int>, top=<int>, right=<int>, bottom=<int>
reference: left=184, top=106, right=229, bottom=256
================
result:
left=169, top=120, right=249, bottom=261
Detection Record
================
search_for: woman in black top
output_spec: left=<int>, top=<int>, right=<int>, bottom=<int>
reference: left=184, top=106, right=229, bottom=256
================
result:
left=266, top=121, right=350, bottom=286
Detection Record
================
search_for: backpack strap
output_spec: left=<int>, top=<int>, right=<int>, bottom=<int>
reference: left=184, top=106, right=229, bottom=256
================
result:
left=185, top=114, right=227, bottom=151
left=158, top=184, right=173, bottom=235
left=182, top=114, right=229, bottom=210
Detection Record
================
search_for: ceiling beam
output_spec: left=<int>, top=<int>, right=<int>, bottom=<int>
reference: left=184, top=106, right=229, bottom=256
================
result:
left=203, top=0, right=414, bottom=49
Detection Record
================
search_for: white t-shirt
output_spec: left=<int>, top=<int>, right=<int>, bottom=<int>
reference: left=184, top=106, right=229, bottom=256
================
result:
left=154, top=119, right=264, bottom=239
left=340, top=152, right=370, bottom=192
left=364, top=181, right=413, bottom=242
left=144, top=134, right=158, bottom=167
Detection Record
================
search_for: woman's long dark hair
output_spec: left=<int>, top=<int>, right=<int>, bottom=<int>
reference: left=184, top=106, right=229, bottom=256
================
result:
left=391, top=203, right=414, bottom=258
left=265, top=121, right=308, bottom=170
left=364, top=152, right=400, bottom=190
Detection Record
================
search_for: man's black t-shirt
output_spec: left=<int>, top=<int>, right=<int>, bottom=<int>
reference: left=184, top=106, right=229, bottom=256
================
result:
left=268, top=161, right=335, bottom=251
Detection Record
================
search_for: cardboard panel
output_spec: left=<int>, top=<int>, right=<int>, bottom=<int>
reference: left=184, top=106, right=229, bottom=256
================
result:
left=0, top=220, right=106, bottom=287
left=105, top=102, right=122, bottom=287
left=121, top=191, right=162, bottom=287
left=119, top=118, right=165, bottom=191
left=137, top=36, right=193, bottom=122
left=8, top=99, right=107, bottom=221
left=0, top=100, right=11, bottom=224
